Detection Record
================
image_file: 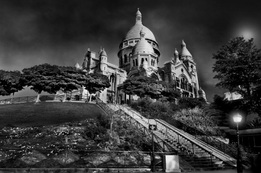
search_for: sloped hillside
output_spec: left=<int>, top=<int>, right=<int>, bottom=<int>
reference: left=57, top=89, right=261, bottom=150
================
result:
left=0, top=102, right=103, bottom=128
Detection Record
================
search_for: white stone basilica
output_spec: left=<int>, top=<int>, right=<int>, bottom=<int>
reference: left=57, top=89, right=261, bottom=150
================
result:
left=76, top=9, right=206, bottom=103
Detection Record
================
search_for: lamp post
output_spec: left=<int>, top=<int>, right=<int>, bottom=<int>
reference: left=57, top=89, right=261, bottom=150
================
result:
left=149, top=121, right=157, bottom=172
left=233, top=113, right=243, bottom=173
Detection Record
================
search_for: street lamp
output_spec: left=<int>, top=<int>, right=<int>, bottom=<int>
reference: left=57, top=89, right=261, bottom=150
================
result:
left=233, top=113, right=243, bottom=173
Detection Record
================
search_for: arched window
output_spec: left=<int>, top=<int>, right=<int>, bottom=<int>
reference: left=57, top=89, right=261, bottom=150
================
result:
left=176, top=77, right=180, bottom=88
left=180, top=76, right=188, bottom=90
left=119, top=57, right=122, bottom=66
left=141, top=58, right=144, bottom=64
left=124, top=54, right=128, bottom=63
left=151, top=59, right=155, bottom=66
left=110, top=74, right=115, bottom=90
left=160, top=71, right=165, bottom=82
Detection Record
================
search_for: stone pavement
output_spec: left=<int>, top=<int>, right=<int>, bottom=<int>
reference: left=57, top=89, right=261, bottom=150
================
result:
left=185, top=169, right=253, bottom=173
left=147, top=169, right=254, bottom=173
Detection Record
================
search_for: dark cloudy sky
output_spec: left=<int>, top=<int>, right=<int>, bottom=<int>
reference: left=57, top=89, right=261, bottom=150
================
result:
left=1, top=0, right=261, bottom=101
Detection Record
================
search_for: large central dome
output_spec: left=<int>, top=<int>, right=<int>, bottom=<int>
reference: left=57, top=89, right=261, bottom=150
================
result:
left=124, top=9, right=157, bottom=42
left=125, top=24, right=156, bottom=42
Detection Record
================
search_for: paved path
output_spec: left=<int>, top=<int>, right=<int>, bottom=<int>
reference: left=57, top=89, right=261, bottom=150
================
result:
left=149, top=169, right=253, bottom=173
left=188, top=169, right=252, bottom=173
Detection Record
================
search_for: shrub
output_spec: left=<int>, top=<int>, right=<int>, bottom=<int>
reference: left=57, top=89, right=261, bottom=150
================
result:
left=129, top=99, right=221, bottom=136
left=178, top=97, right=206, bottom=109
left=39, top=95, right=55, bottom=102
left=96, top=113, right=110, bottom=129
left=173, top=107, right=221, bottom=136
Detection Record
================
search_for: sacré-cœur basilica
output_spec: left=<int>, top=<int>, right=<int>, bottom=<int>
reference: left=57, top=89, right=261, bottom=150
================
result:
left=74, top=9, right=206, bottom=103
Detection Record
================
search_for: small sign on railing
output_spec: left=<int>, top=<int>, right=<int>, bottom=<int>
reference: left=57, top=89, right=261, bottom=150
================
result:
left=149, top=124, right=157, bottom=131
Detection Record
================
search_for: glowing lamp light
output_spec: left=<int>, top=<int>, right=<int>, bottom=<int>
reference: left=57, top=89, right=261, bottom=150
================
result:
left=233, top=113, right=242, bottom=123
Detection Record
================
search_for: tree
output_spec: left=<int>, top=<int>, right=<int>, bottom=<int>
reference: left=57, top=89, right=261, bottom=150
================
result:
left=83, top=73, right=110, bottom=94
left=0, top=70, right=25, bottom=98
left=161, top=82, right=181, bottom=102
left=57, top=66, right=85, bottom=101
left=57, top=68, right=110, bottom=101
left=0, top=70, right=11, bottom=96
left=22, top=64, right=62, bottom=103
left=213, top=37, right=261, bottom=113
left=178, top=97, right=206, bottom=109
left=119, top=76, right=164, bottom=99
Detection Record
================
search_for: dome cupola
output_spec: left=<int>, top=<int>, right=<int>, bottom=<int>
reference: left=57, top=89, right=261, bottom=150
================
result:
left=181, top=40, right=192, bottom=57
left=133, top=30, right=154, bottom=55
left=99, top=48, right=107, bottom=57
left=124, top=9, right=157, bottom=42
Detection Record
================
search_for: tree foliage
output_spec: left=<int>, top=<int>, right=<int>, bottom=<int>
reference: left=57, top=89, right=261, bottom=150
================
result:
left=83, top=73, right=110, bottom=94
left=0, top=70, right=24, bottom=96
left=22, top=64, right=110, bottom=96
left=178, top=97, right=206, bottom=109
left=22, top=63, right=62, bottom=94
left=161, top=82, right=181, bottom=102
left=57, top=66, right=85, bottom=94
left=119, top=76, right=164, bottom=99
left=213, top=37, right=261, bottom=113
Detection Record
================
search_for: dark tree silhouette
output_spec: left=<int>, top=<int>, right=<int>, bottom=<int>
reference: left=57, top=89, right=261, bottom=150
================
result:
left=0, top=70, right=25, bottom=97
left=83, top=73, right=110, bottom=94
left=119, top=76, right=164, bottom=99
left=22, top=64, right=62, bottom=102
left=213, top=37, right=261, bottom=114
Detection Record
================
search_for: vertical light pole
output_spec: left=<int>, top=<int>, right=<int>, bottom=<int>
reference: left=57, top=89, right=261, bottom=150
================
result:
left=149, top=123, right=157, bottom=172
left=233, top=113, right=243, bottom=173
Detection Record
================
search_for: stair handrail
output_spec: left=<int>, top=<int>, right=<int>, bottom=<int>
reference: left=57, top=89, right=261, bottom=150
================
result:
left=117, top=105, right=150, bottom=125
left=156, top=119, right=236, bottom=167
left=111, top=104, right=236, bottom=167
left=97, top=102, right=178, bottom=154
left=0, top=95, right=39, bottom=104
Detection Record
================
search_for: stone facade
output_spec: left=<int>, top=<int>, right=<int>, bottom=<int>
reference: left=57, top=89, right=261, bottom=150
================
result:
left=76, top=9, right=206, bottom=103
left=75, top=48, right=127, bottom=103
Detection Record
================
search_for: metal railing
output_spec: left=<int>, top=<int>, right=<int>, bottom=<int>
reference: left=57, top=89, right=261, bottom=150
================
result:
left=0, top=96, right=38, bottom=104
left=102, top=102, right=238, bottom=170
left=156, top=119, right=237, bottom=167
left=96, top=99, right=178, bottom=153
left=0, top=94, right=87, bottom=105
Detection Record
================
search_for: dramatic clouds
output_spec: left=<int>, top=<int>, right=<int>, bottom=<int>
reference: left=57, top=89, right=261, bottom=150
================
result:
left=0, top=0, right=261, bottom=101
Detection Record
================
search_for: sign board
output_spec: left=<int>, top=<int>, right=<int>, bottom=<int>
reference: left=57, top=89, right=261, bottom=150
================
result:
left=149, top=124, right=157, bottom=131
left=163, top=155, right=181, bottom=173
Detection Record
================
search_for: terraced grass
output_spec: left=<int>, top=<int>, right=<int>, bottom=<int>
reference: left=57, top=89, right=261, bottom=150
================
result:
left=0, top=102, right=103, bottom=128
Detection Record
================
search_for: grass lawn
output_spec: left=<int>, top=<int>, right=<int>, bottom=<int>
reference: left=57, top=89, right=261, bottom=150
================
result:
left=0, top=102, right=103, bottom=128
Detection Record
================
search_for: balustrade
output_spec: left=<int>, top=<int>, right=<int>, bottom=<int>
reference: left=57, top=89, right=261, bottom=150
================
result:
left=95, top=101, right=237, bottom=170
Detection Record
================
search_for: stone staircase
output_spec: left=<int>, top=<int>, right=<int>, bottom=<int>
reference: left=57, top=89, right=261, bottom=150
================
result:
left=155, top=119, right=236, bottom=171
left=96, top=101, right=237, bottom=172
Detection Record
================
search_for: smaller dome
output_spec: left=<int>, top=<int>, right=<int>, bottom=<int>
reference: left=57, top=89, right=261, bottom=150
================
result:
left=198, top=87, right=207, bottom=101
left=181, top=40, right=192, bottom=57
left=133, top=30, right=154, bottom=55
left=99, top=48, right=107, bottom=57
